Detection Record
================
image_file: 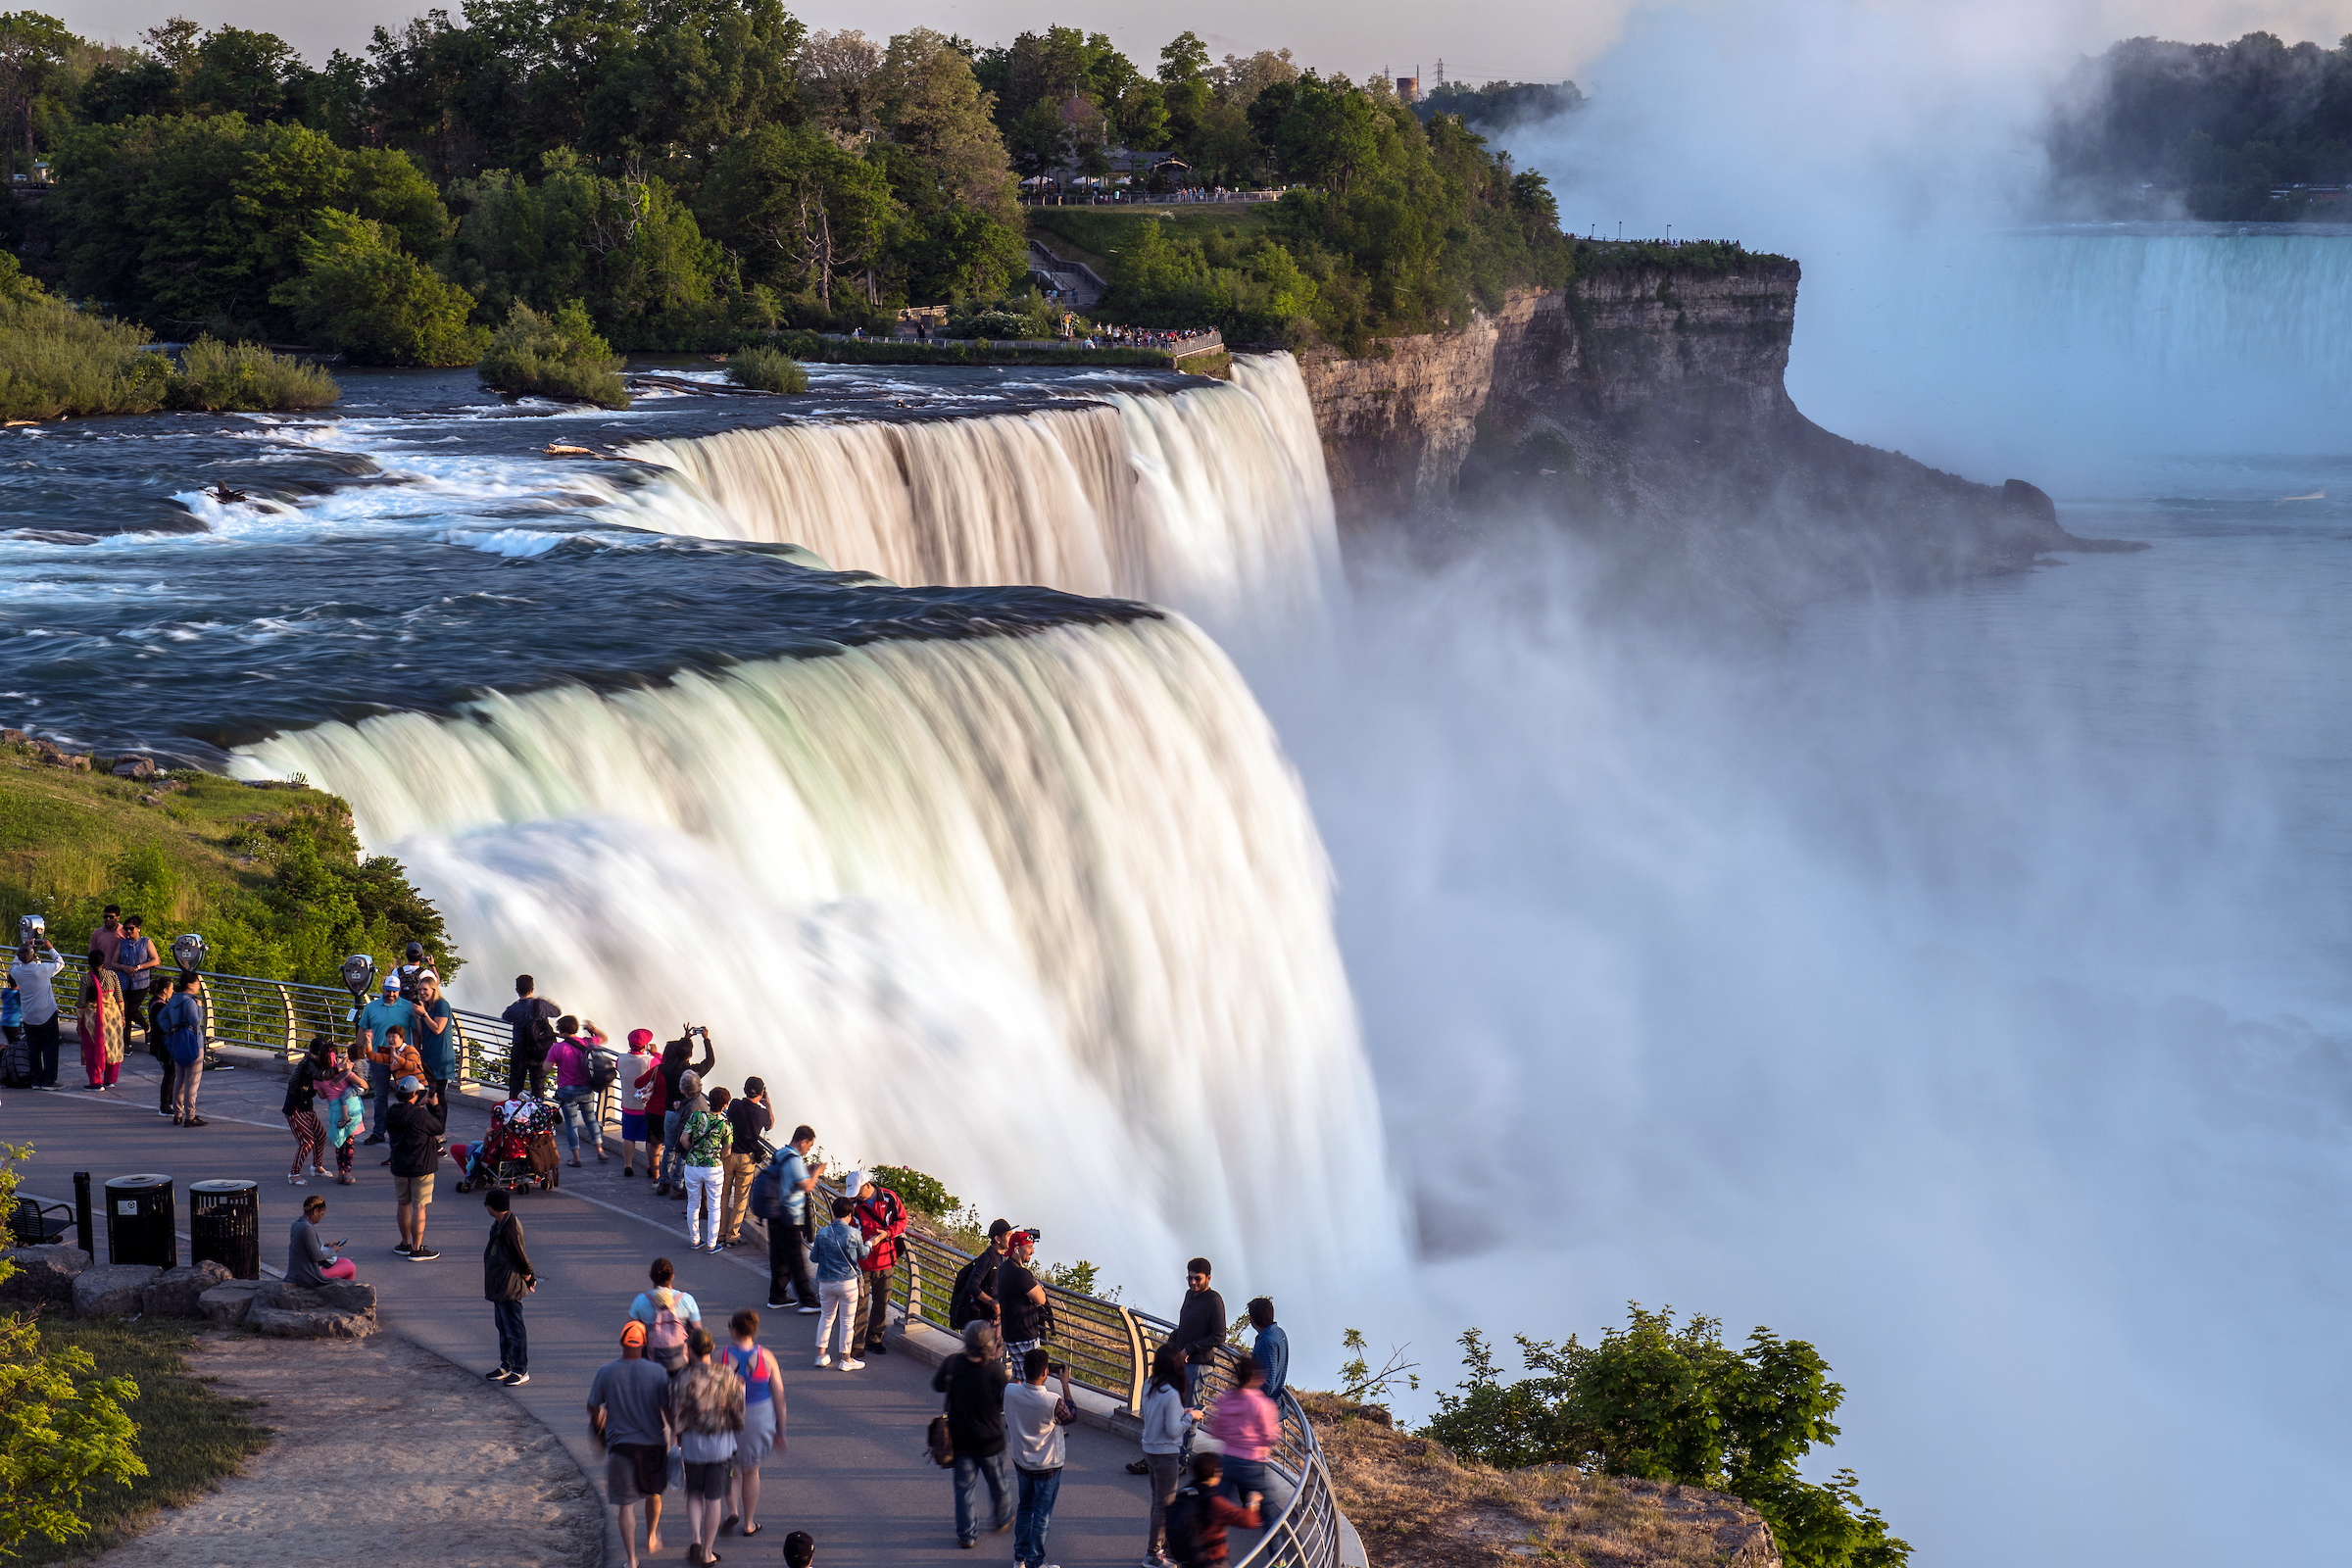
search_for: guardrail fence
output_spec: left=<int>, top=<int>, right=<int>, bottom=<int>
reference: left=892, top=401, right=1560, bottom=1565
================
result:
left=882, top=1224, right=1343, bottom=1568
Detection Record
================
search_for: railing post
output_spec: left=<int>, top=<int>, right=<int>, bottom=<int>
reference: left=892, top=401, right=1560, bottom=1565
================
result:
left=275, top=983, right=297, bottom=1061
left=1116, top=1304, right=1149, bottom=1416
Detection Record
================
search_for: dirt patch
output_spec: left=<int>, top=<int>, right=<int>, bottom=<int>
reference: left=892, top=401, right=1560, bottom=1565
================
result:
left=1302, top=1393, right=1779, bottom=1568
left=90, top=1332, right=604, bottom=1568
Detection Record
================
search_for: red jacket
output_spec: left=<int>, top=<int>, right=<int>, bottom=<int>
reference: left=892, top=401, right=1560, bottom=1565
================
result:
left=854, top=1189, right=908, bottom=1272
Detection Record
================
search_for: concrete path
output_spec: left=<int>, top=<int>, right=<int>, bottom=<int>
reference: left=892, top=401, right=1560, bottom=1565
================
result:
left=6, top=1056, right=1152, bottom=1568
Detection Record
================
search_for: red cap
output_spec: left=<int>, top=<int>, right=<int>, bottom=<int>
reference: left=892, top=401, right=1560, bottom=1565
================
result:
left=627, top=1028, right=653, bottom=1049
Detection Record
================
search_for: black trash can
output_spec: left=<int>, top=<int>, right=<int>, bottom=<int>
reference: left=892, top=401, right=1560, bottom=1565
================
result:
left=105, top=1173, right=176, bottom=1268
left=188, top=1179, right=260, bottom=1280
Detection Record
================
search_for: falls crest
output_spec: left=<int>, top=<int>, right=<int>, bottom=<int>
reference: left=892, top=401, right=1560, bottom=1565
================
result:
left=235, top=616, right=1392, bottom=1292
left=618, top=352, right=1338, bottom=622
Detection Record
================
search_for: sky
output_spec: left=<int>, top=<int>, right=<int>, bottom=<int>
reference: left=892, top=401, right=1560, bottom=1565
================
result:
left=41, top=0, right=2352, bottom=81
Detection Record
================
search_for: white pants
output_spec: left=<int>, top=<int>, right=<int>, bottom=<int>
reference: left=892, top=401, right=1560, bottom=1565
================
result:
left=685, top=1163, right=724, bottom=1247
left=816, top=1277, right=861, bottom=1360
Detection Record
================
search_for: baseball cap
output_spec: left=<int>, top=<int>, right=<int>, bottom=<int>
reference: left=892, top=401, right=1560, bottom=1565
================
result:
left=627, top=1028, right=653, bottom=1049
left=620, top=1321, right=647, bottom=1348
left=397, top=1075, right=422, bottom=1093
left=743, top=1076, right=765, bottom=1097
left=380, top=977, right=398, bottom=994
left=988, top=1218, right=1012, bottom=1238
left=840, top=1170, right=865, bottom=1194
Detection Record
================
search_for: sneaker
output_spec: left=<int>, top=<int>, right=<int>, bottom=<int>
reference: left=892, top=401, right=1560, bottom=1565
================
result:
left=288, top=1173, right=307, bottom=1186
left=797, top=1304, right=820, bottom=1315
left=502, top=1371, right=529, bottom=1385
left=485, top=1367, right=511, bottom=1381
left=868, top=1342, right=889, bottom=1355
left=394, top=1243, right=415, bottom=1255
left=184, top=1116, right=208, bottom=1127
left=814, top=1355, right=833, bottom=1368
left=767, top=1298, right=790, bottom=1310
left=408, top=1248, right=440, bottom=1261
left=1126, top=1459, right=1151, bottom=1475
left=838, top=1358, right=864, bottom=1371
left=363, top=1132, right=387, bottom=1145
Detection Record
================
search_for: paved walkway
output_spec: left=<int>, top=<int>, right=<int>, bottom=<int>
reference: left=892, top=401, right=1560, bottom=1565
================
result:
left=7, top=1055, right=1152, bottom=1568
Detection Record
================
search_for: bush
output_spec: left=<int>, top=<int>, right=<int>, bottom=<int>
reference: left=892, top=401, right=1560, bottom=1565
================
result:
left=0, top=260, right=174, bottom=419
left=167, top=337, right=339, bottom=412
left=724, top=345, right=808, bottom=393
left=478, top=300, right=628, bottom=408
left=865, top=1163, right=957, bottom=1220
left=270, top=210, right=490, bottom=367
left=1422, top=1306, right=1910, bottom=1568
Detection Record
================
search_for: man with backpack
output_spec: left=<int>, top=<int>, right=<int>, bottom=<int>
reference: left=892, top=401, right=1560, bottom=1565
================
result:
left=1162, top=1454, right=1261, bottom=1568
left=628, top=1256, right=701, bottom=1373
left=950, top=1220, right=1014, bottom=1332
left=500, top=974, right=561, bottom=1101
left=995, top=1228, right=1051, bottom=1373
left=719, top=1076, right=773, bottom=1248
left=156, top=973, right=209, bottom=1126
left=759, top=1125, right=826, bottom=1314
left=850, top=1170, right=908, bottom=1358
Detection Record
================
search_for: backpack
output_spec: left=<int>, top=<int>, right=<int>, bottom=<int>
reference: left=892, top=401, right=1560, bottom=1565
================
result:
left=1163, top=1485, right=1206, bottom=1567
left=646, top=1289, right=690, bottom=1362
left=526, top=1014, right=559, bottom=1061
left=947, top=1251, right=996, bottom=1331
left=749, top=1161, right=785, bottom=1220
left=587, top=1049, right=618, bottom=1092
left=163, top=999, right=204, bottom=1066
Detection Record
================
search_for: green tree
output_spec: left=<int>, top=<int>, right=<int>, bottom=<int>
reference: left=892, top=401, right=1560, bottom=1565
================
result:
left=1422, top=1307, right=1911, bottom=1568
left=882, top=27, right=1019, bottom=226
left=704, top=124, right=898, bottom=313
left=477, top=298, right=627, bottom=408
left=0, top=1143, right=146, bottom=1553
left=271, top=209, right=489, bottom=365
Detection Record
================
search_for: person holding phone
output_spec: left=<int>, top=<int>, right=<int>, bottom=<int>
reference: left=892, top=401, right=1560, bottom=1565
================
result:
left=482, top=1188, right=537, bottom=1384
left=287, top=1194, right=356, bottom=1285
left=1003, top=1347, right=1078, bottom=1568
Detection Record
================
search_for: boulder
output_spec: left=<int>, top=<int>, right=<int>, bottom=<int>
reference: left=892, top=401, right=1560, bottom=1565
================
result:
left=0, top=728, right=27, bottom=745
left=142, top=1260, right=231, bottom=1318
left=73, top=1263, right=162, bottom=1318
left=111, top=756, right=158, bottom=779
left=0, top=1245, right=89, bottom=1307
left=257, top=1278, right=376, bottom=1316
left=249, top=1304, right=376, bottom=1340
left=198, top=1280, right=264, bottom=1330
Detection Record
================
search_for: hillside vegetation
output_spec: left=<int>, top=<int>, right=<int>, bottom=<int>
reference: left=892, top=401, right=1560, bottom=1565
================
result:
left=0, top=736, right=454, bottom=987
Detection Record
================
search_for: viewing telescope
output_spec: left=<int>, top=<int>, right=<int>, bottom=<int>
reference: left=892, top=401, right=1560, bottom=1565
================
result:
left=16, top=912, right=45, bottom=952
left=171, top=932, right=206, bottom=977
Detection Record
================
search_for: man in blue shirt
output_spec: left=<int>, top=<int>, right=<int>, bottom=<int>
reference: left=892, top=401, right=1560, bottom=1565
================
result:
left=357, top=976, right=412, bottom=1143
left=764, top=1124, right=825, bottom=1315
left=1249, top=1297, right=1288, bottom=1402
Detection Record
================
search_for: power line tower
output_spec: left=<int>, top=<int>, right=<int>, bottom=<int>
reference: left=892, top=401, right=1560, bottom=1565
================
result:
left=1435, top=57, right=1446, bottom=86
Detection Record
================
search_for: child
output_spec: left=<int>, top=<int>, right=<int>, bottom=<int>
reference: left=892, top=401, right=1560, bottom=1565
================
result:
left=316, top=1042, right=369, bottom=1184
left=785, top=1532, right=815, bottom=1568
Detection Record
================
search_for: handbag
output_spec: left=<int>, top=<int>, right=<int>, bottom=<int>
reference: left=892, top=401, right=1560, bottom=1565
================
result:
left=666, top=1445, right=685, bottom=1493
left=926, top=1412, right=955, bottom=1467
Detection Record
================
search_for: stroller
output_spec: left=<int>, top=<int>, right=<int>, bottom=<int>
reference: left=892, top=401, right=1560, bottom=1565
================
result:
left=451, top=1098, right=563, bottom=1195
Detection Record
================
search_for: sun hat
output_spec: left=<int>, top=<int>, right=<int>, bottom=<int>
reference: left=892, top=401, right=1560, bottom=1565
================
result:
left=627, top=1027, right=654, bottom=1049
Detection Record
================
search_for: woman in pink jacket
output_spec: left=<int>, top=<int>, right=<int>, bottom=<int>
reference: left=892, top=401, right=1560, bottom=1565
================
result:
left=1200, top=1356, right=1281, bottom=1505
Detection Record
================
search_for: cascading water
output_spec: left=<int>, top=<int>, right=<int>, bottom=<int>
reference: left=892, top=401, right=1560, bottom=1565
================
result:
left=232, top=614, right=1394, bottom=1295
left=616, top=352, right=1338, bottom=622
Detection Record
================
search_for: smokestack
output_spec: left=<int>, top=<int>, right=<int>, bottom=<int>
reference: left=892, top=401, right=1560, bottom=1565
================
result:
left=1397, top=75, right=1420, bottom=103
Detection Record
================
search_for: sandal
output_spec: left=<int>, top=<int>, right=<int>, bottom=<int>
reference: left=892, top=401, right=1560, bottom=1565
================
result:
left=739, top=1524, right=761, bottom=1538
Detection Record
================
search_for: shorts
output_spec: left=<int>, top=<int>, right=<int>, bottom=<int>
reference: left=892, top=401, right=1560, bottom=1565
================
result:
left=735, top=1398, right=779, bottom=1469
left=683, top=1459, right=730, bottom=1499
left=395, top=1173, right=435, bottom=1206
left=620, top=1110, right=648, bottom=1142
left=607, top=1444, right=665, bottom=1504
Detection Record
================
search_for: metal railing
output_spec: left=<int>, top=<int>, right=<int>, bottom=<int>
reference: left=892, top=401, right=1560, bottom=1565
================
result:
left=2, top=953, right=514, bottom=1089
left=881, top=1224, right=1343, bottom=1568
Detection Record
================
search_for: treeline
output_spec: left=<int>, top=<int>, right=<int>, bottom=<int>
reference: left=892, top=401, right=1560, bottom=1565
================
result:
left=2052, top=31, right=2352, bottom=219
left=1411, top=78, right=1584, bottom=134
left=0, top=7, right=1573, bottom=359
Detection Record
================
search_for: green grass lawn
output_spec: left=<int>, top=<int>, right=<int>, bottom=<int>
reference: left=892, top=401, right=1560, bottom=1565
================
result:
left=2, top=1321, right=273, bottom=1563
left=1028, top=204, right=1280, bottom=274
left=0, top=742, right=344, bottom=937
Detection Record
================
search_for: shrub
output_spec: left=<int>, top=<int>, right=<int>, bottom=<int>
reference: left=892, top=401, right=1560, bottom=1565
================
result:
left=167, top=337, right=340, bottom=413
left=865, top=1163, right=957, bottom=1220
left=270, top=210, right=489, bottom=367
left=1422, top=1306, right=1910, bottom=1568
left=477, top=300, right=628, bottom=409
left=724, top=345, right=808, bottom=394
left=0, top=262, right=174, bottom=420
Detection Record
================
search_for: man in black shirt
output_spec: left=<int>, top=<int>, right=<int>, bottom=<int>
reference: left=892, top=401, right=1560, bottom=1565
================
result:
left=719, top=1076, right=773, bottom=1247
left=500, top=975, right=561, bottom=1102
left=994, top=1228, right=1050, bottom=1370
left=1172, top=1256, right=1226, bottom=1461
left=387, top=1075, right=448, bottom=1261
left=931, top=1321, right=1013, bottom=1545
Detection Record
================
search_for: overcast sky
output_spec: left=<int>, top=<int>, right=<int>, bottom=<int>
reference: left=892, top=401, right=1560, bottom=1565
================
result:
left=38, top=0, right=2352, bottom=87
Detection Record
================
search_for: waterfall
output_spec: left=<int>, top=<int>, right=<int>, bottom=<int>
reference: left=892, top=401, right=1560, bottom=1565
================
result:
left=616, top=353, right=1338, bottom=622
left=232, top=614, right=1392, bottom=1294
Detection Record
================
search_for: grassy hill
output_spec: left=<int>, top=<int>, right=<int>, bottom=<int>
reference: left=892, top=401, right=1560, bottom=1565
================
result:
left=0, top=737, right=455, bottom=986
left=1029, top=204, right=1281, bottom=277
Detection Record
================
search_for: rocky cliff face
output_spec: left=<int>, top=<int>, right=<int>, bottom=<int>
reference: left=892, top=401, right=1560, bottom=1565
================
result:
left=1296, top=265, right=2119, bottom=594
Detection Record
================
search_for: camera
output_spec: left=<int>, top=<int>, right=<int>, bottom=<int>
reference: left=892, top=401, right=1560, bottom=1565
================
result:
left=683, top=1024, right=710, bottom=1040
left=1021, top=1227, right=1042, bottom=1243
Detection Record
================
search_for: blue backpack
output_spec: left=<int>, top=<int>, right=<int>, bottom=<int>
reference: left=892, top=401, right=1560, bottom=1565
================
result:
left=162, top=997, right=204, bottom=1065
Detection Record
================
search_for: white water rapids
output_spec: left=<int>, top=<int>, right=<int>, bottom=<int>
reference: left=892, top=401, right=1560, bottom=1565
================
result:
left=617, top=352, right=1336, bottom=625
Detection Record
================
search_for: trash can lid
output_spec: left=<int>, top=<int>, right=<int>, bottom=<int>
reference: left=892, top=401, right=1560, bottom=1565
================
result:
left=188, top=1179, right=258, bottom=1194
left=104, top=1173, right=172, bottom=1191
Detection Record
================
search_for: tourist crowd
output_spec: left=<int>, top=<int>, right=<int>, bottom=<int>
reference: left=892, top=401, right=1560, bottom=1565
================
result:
left=7, top=944, right=1298, bottom=1568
